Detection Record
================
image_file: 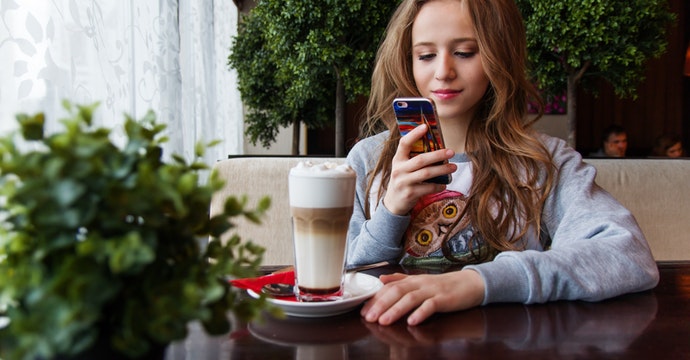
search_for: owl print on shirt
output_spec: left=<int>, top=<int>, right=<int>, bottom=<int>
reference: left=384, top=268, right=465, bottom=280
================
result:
left=400, top=189, right=495, bottom=266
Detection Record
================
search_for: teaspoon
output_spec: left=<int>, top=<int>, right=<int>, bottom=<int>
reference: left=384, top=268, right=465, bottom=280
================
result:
left=261, top=261, right=390, bottom=297
left=261, top=282, right=295, bottom=297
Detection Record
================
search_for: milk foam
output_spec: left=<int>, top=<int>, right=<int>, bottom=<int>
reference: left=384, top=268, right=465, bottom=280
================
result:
left=288, top=161, right=356, bottom=209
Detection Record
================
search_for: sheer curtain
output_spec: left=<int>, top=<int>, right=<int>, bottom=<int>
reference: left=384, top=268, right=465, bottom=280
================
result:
left=0, top=0, right=244, bottom=165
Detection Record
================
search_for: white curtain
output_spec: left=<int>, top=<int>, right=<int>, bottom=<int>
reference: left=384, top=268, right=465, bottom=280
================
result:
left=0, top=0, right=244, bottom=165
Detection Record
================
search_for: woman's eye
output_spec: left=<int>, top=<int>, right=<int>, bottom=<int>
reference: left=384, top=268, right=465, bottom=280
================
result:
left=418, top=53, right=436, bottom=61
left=455, top=51, right=475, bottom=58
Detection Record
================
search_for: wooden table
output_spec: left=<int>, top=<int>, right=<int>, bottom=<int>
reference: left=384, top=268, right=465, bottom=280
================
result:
left=165, top=261, right=690, bottom=359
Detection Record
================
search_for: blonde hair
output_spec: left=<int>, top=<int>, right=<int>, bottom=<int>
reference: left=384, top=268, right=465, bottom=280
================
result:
left=361, top=0, right=555, bottom=255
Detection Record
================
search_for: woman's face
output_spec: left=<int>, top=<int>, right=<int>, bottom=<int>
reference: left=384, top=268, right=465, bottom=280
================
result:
left=411, top=0, right=490, bottom=123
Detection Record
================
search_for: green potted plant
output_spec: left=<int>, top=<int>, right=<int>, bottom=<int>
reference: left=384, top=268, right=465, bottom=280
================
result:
left=228, top=0, right=399, bottom=156
left=515, top=0, right=675, bottom=147
left=0, top=102, right=271, bottom=359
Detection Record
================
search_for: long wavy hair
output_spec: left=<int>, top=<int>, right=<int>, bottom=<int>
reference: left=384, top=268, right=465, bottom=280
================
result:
left=360, top=0, right=555, bottom=253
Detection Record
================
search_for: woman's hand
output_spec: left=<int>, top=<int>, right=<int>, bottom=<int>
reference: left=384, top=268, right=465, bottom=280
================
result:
left=383, top=124, right=457, bottom=215
left=360, top=269, right=485, bottom=326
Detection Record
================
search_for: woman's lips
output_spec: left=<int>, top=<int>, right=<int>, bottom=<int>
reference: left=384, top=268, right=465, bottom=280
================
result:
left=432, top=90, right=461, bottom=100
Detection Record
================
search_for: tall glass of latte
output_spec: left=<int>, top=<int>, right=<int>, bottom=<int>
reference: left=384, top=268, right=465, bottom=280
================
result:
left=288, top=161, right=356, bottom=302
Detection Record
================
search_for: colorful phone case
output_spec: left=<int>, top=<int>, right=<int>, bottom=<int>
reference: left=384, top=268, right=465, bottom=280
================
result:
left=393, top=98, right=451, bottom=184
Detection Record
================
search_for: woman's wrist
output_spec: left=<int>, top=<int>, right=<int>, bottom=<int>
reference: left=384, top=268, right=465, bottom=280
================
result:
left=459, top=269, right=486, bottom=307
left=381, top=196, right=406, bottom=216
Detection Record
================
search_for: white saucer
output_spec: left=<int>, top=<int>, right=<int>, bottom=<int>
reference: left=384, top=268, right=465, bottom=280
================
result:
left=247, top=272, right=383, bottom=318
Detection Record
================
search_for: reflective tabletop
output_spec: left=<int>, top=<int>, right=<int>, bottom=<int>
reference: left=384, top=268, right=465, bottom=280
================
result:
left=166, top=261, right=690, bottom=359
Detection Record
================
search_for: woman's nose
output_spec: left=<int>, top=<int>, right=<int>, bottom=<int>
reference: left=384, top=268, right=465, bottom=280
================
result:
left=434, top=54, right=456, bottom=80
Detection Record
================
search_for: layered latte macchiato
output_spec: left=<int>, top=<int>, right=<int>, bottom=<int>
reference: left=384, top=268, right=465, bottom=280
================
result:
left=288, top=161, right=356, bottom=302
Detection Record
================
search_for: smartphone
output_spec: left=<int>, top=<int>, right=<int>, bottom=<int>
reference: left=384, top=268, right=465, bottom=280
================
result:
left=393, top=97, right=451, bottom=184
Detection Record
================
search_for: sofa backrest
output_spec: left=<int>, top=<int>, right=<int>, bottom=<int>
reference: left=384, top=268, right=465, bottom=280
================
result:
left=210, top=157, right=343, bottom=265
left=584, top=158, right=690, bottom=261
left=211, top=156, right=689, bottom=265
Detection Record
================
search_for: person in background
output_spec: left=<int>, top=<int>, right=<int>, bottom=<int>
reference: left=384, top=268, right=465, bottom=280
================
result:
left=651, top=133, right=684, bottom=158
left=345, top=0, right=658, bottom=326
left=591, top=124, right=628, bottom=157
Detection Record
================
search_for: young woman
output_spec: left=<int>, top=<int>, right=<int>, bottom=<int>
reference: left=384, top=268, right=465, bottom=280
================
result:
left=345, top=0, right=658, bottom=326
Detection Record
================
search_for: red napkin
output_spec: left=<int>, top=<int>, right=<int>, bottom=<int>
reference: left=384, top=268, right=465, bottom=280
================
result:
left=230, top=271, right=296, bottom=300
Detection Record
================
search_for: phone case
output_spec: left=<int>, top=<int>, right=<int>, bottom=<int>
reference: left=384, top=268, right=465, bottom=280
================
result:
left=393, top=98, right=451, bottom=184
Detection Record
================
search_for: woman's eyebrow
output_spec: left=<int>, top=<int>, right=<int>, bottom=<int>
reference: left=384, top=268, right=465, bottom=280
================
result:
left=412, top=38, right=477, bottom=48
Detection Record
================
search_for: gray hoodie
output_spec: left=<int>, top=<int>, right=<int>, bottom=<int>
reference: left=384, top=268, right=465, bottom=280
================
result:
left=345, top=131, right=659, bottom=305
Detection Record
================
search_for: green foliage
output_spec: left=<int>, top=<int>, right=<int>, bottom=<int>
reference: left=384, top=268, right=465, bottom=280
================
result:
left=0, top=102, right=272, bottom=359
left=516, top=0, right=676, bottom=99
left=228, top=0, right=400, bottom=148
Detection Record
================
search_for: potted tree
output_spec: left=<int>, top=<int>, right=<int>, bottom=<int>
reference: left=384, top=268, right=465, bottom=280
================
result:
left=228, top=0, right=399, bottom=156
left=0, top=102, right=271, bottom=359
left=515, top=0, right=676, bottom=147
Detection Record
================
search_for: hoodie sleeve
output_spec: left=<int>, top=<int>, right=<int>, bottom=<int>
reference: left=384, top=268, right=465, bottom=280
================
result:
left=345, top=132, right=410, bottom=266
left=465, top=135, right=659, bottom=305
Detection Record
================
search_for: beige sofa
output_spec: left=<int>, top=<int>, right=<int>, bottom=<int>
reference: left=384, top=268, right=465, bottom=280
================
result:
left=210, top=156, right=689, bottom=265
